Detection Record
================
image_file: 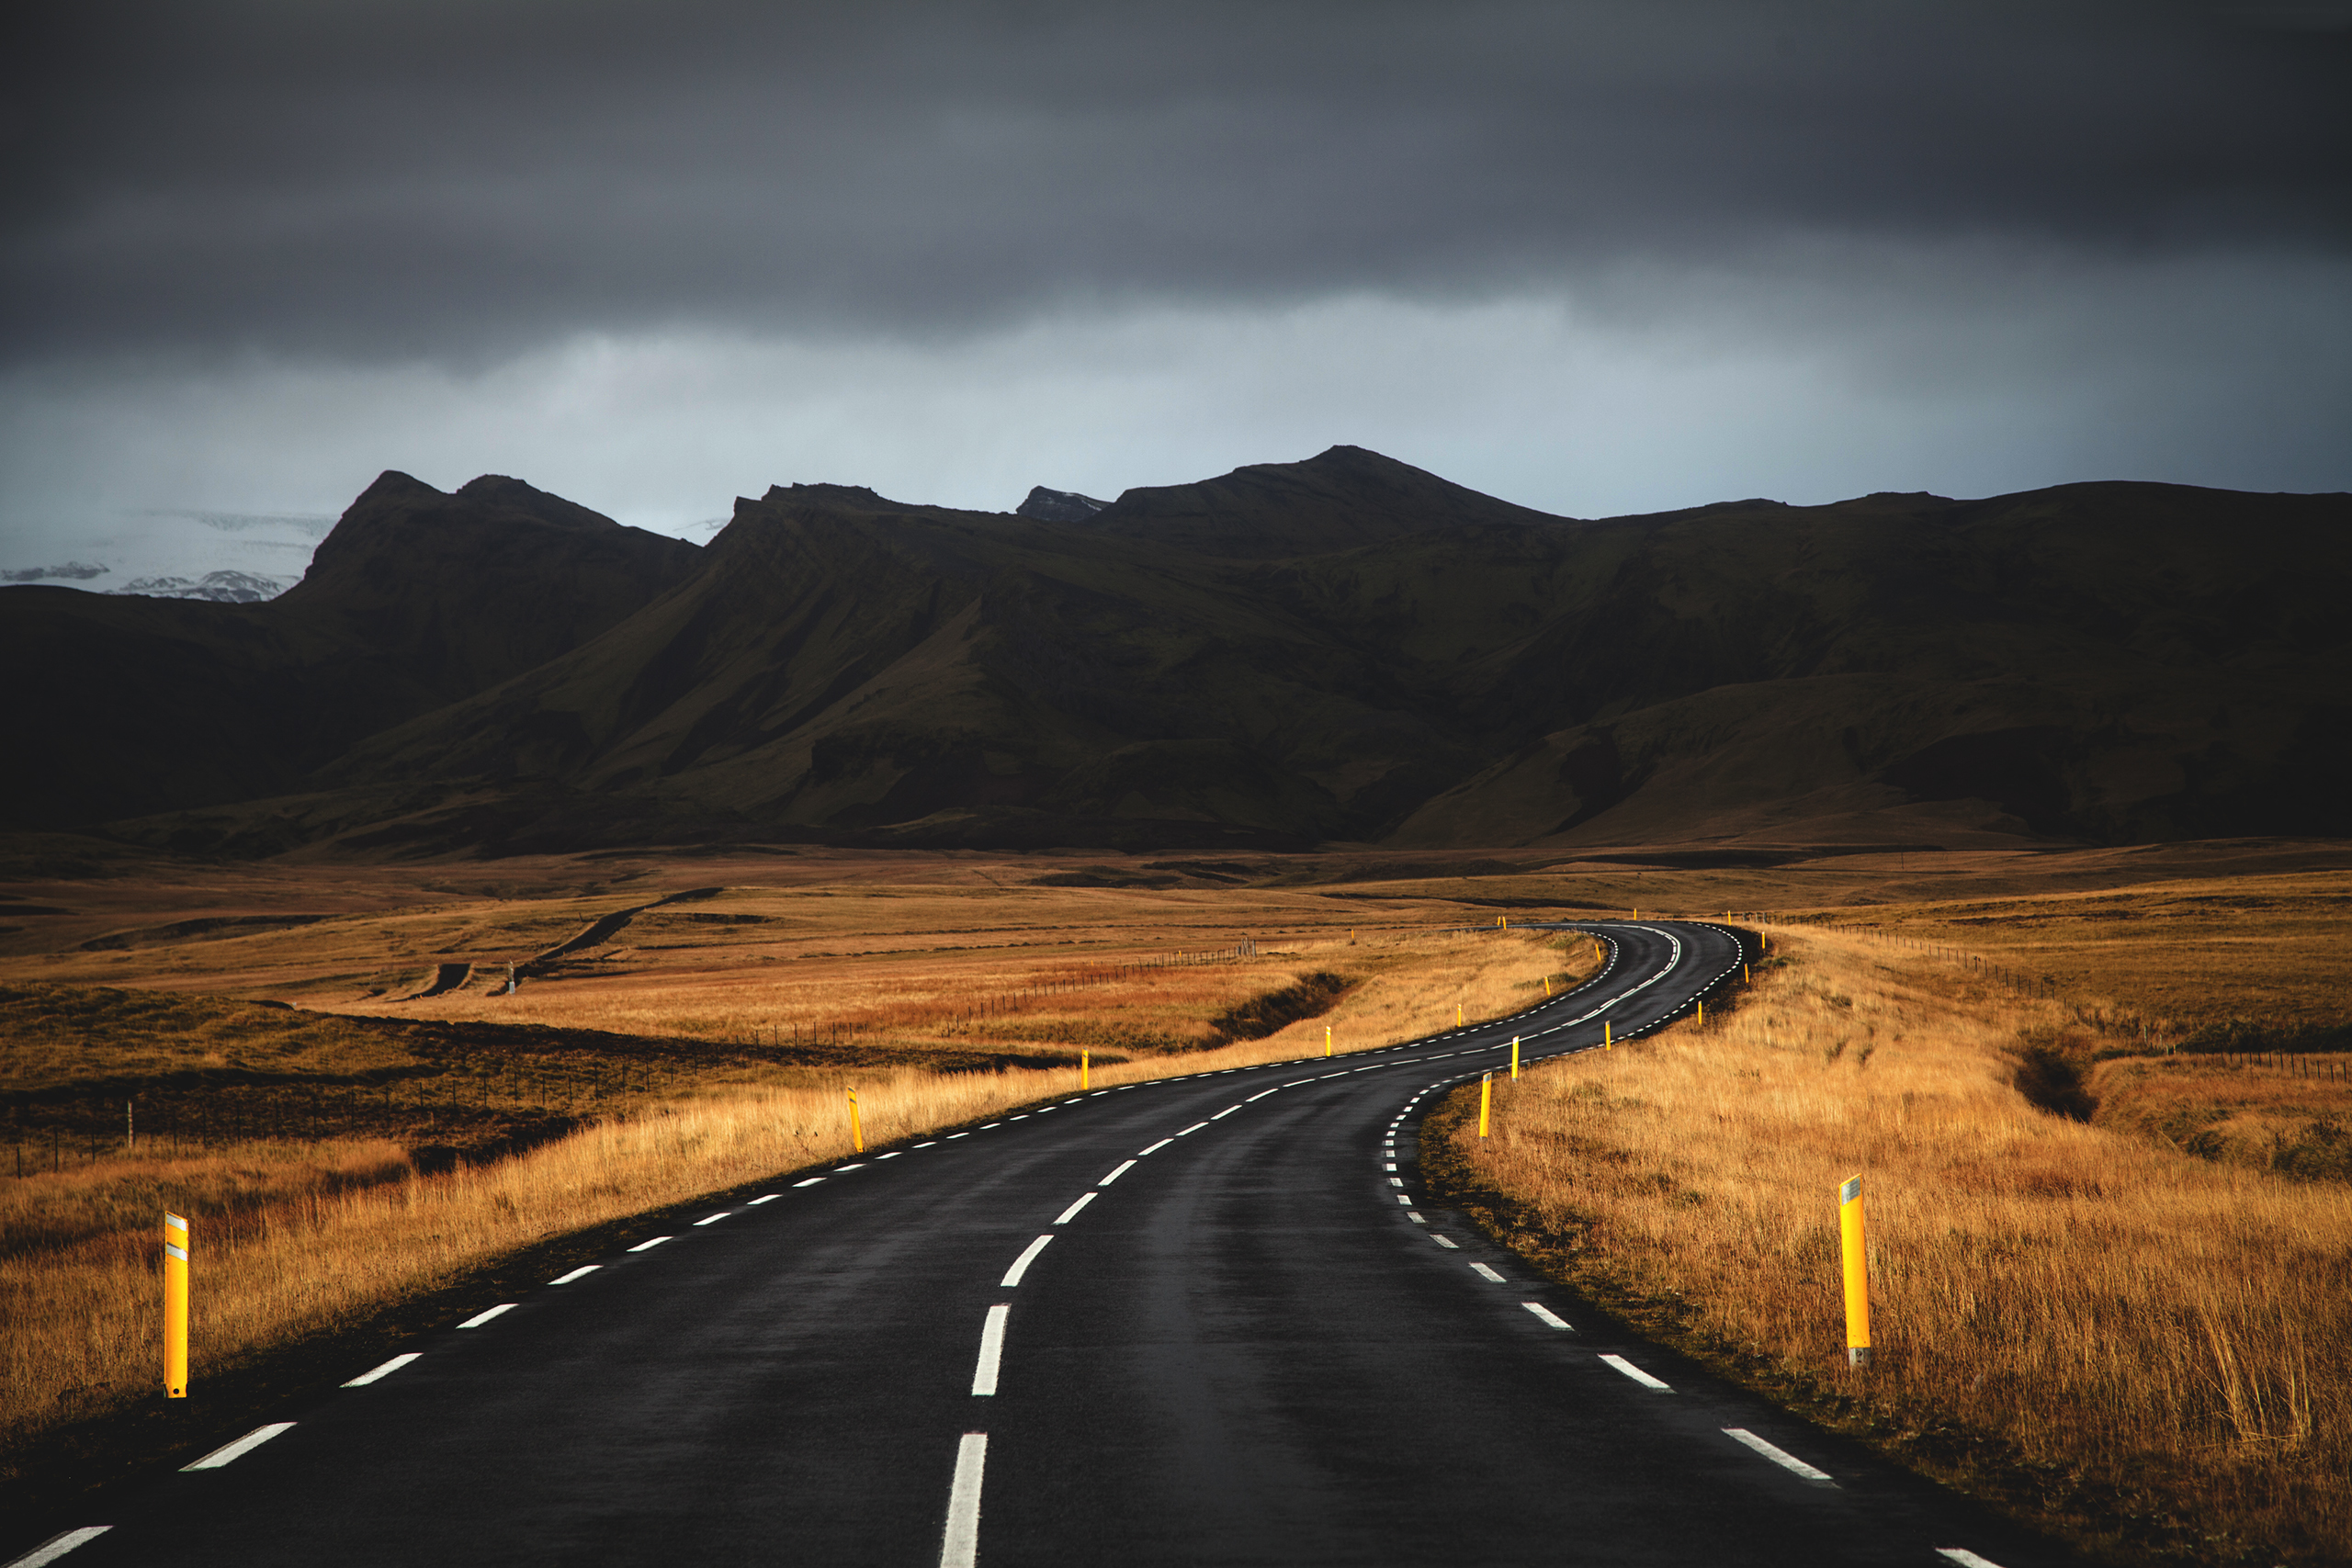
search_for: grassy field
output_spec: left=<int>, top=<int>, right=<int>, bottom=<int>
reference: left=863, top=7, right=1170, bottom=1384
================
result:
left=6, top=833, right=2350, bottom=1553
left=1431, top=911, right=2352, bottom=1566
left=1, top=910, right=1586, bottom=1476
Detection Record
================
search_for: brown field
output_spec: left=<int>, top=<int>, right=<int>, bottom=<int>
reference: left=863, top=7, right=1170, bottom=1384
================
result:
left=1432, top=915, right=2352, bottom=1566
left=1, top=858, right=1588, bottom=1472
left=5, top=831, right=2350, bottom=1552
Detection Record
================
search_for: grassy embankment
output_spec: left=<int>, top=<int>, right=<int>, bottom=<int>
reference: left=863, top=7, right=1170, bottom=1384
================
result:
left=3, top=923, right=1589, bottom=1472
left=1432, top=901, right=2352, bottom=1566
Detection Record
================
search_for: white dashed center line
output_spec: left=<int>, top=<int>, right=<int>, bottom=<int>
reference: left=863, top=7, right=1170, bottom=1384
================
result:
left=1000, top=1235, right=1055, bottom=1288
left=1431, top=1233, right=1456, bottom=1246
left=748, top=1194, right=779, bottom=1204
left=836, top=1163, right=866, bottom=1171
left=458, top=1304, right=515, bottom=1328
left=794, top=1177, right=826, bottom=1186
left=1177, top=1122, right=1211, bottom=1135
left=1935, top=1551, right=2010, bottom=1568
left=548, top=1265, right=599, bottom=1285
left=940, top=1432, right=989, bottom=1568
left=1245, top=1087, right=1283, bottom=1101
left=1136, top=1138, right=1173, bottom=1156
left=1054, top=1191, right=1098, bottom=1224
left=694, top=1212, right=729, bottom=1225
left=1521, top=1303, right=1573, bottom=1331
left=1210, top=1105, right=1241, bottom=1120
left=182, top=1422, right=295, bottom=1471
left=1723, top=1427, right=1834, bottom=1483
left=341, top=1352, right=421, bottom=1387
left=628, top=1235, right=673, bottom=1252
left=1600, top=1354, right=1672, bottom=1391
left=1395, top=1194, right=1413, bottom=1205
left=6, top=1526, right=110, bottom=1564
left=970, top=1304, right=1010, bottom=1397
left=1098, top=1159, right=1137, bottom=1186
left=1469, top=1263, right=1506, bottom=1282
left=876, top=1152, right=902, bottom=1159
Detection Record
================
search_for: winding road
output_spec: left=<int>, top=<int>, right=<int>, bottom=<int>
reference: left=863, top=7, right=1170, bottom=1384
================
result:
left=13, top=922, right=2070, bottom=1568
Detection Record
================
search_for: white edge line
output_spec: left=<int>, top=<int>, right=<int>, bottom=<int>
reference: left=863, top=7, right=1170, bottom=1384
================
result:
left=628, top=1235, right=673, bottom=1252
left=794, top=1177, right=825, bottom=1186
left=970, top=1304, right=1010, bottom=1397
left=747, top=1194, right=779, bottom=1204
left=1521, top=1302, right=1573, bottom=1330
left=182, top=1421, right=296, bottom=1471
left=1600, top=1354, right=1672, bottom=1391
left=341, top=1352, right=421, bottom=1387
left=941, top=1432, right=988, bottom=1568
left=549, top=1265, right=599, bottom=1284
left=1054, top=1190, right=1098, bottom=1224
left=1000, top=1234, right=1055, bottom=1288
left=1098, top=1159, right=1136, bottom=1186
left=1934, top=1552, right=2007, bottom=1568
left=3, top=1528, right=111, bottom=1567
left=694, top=1213, right=729, bottom=1225
left=1177, top=1122, right=1210, bottom=1135
left=1724, top=1427, right=1834, bottom=1483
left=458, top=1303, right=516, bottom=1327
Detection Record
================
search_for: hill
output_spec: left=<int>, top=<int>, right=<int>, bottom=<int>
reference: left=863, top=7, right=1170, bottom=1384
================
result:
left=6, top=448, right=2346, bottom=855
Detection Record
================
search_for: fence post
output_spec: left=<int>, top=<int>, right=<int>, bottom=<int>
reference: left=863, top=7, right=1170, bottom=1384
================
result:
left=164, top=1212, right=189, bottom=1397
left=1839, top=1175, right=1871, bottom=1368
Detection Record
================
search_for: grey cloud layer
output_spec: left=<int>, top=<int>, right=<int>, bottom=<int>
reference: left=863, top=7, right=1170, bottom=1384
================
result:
left=6, top=0, right=2346, bottom=364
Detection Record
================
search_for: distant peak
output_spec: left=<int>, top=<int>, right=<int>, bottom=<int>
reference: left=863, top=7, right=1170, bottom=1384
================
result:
left=763, top=481, right=905, bottom=509
left=1016, top=486, right=1109, bottom=523
left=355, top=469, right=445, bottom=504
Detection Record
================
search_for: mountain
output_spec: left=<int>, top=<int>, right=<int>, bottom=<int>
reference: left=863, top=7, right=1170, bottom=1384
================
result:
left=2, top=473, right=701, bottom=829
left=1015, top=487, right=1108, bottom=522
left=6, top=448, right=2346, bottom=856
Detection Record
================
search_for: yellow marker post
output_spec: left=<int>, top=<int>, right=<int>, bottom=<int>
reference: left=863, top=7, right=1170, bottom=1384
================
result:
left=1478, top=1072, right=1492, bottom=1137
left=1325, top=1024, right=1333, bottom=1058
left=164, top=1211, right=188, bottom=1398
left=1697, top=999, right=1703, bottom=1025
left=1456, top=1003, right=1464, bottom=1028
left=1080, top=1051, right=1091, bottom=1091
left=1510, top=1036, right=1521, bottom=1078
left=1839, top=1175, right=1871, bottom=1368
left=847, top=1089, right=865, bottom=1154
left=1544, top=976, right=1552, bottom=998
left=1604, top=1019, right=1611, bottom=1046
left=1498, top=914, right=1505, bottom=929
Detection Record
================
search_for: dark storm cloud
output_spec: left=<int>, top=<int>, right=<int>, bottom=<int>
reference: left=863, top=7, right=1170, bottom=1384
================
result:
left=4, top=0, right=2346, bottom=365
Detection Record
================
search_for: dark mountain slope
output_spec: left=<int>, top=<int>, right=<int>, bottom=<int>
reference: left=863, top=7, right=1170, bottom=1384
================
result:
left=12, top=450, right=2346, bottom=855
left=319, top=474, right=1481, bottom=844
left=2, top=473, right=700, bottom=828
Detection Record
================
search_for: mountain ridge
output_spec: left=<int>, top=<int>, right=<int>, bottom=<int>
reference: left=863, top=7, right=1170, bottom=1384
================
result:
left=6, top=452, right=2346, bottom=858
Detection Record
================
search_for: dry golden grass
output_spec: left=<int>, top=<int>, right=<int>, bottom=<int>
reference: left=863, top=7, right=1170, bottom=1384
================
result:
left=1439, top=925, right=2352, bottom=1564
left=2092, top=1053, right=2352, bottom=1183
left=2, top=926, right=1584, bottom=1462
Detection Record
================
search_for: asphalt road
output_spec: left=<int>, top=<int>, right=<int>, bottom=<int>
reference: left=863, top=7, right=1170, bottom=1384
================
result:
left=15, top=922, right=2070, bottom=1568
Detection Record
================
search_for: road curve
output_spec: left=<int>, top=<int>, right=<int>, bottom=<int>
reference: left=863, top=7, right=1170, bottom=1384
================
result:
left=14, top=922, right=2070, bottom=1568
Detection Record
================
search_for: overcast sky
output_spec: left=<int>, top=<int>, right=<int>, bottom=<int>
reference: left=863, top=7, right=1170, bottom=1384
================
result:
left=4, top=0, right=2346, bottom=573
